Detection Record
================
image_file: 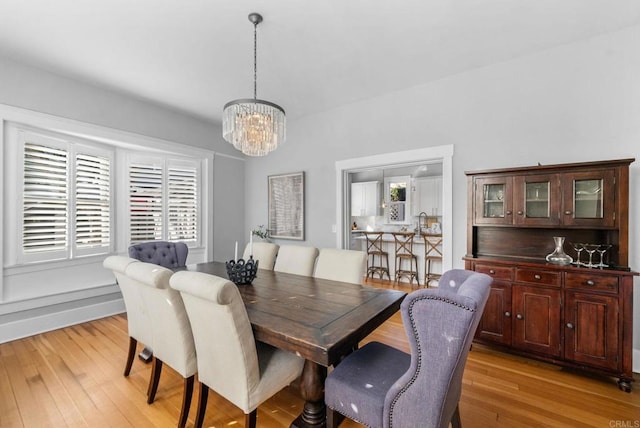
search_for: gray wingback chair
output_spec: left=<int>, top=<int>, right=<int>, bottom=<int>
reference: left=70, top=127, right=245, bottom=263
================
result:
left=325, top=269, right=492, bottom=428
left=128, top=241, right=188, bottom=268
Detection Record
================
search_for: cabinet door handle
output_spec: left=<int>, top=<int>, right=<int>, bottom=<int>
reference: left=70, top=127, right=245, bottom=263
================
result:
left=504, top=311, right=511, bottom=317
left=564, top=210, right=573, bottom=215
left=534, top=274, right=541, bottom=280
left=566, top=323, right=574, bottom=329
left=489, top=269, right=496, bottom=274
left=585, top=280, right=595, bottom=286
left=516, top=314, right=523, bottom=320
left=505, top=210, right=512, bottom=215
left=517, top=210, right=523, bottom=215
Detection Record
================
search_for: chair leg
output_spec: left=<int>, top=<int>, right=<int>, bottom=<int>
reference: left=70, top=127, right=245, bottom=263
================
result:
left=194, top=382, right=209, bottom=428
left=147, top=357, right=163, bottom=403
left=245, top=409, right=257, bottom=428
left=124, top=336, right=137, bottom=377
left=178, top=375, right=195, bottom=428
left=384, top=254, right=391, bottom=280
left=451, top=403, right=462, bottom=428
left=326, top=406, right=342, bottom=428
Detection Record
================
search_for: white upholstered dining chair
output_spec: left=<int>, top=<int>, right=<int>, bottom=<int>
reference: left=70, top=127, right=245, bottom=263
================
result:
left=274, top=245, right=319, bottom=276
left=313, top=248, right=367, bottom=284
left=169, top=270, right=304, bottom=428
left=103, top=256, right=152, bottom=377
left=125, top=260, right=197, bottom=428
left=242, top=242, right=279, bottom=270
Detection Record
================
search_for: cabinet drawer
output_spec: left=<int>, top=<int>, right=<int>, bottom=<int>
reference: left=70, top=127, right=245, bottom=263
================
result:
left=565, top=272, right=619, bottom=294
left=474, top=264, right=513, bottom=281
left=515, top=268, right=561, bottom=287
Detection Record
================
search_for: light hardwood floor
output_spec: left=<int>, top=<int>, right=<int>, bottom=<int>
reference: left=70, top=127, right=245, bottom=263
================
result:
left=1, top=280, right=638, bottom=427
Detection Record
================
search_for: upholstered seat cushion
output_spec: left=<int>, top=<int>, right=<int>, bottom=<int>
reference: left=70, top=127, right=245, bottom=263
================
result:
left=325, top=342, right=410, bottom=427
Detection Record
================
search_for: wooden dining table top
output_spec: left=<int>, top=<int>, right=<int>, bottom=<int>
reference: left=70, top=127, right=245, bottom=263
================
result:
left=185, top=261, right=407, bottom=367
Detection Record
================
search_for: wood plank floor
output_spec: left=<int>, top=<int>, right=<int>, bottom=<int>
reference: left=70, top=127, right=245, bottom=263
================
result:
left=1, top=280, right=638, bottom=427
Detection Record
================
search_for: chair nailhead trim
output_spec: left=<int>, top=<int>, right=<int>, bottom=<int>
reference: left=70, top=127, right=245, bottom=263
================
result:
left=387, top=294, right=476, bottom=427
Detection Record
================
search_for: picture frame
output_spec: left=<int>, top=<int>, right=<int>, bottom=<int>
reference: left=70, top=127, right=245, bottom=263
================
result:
left=268, top=171, right=305, bottom=240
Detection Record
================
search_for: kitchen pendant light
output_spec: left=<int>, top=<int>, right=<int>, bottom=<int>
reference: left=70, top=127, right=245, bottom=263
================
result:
left=223, top=13, right=286, bottom=156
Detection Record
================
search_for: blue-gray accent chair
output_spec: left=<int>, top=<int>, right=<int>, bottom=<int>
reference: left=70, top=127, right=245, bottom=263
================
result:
left=128, top=241, right=188, bottom=268
left=325, top=269, right=492, bottom=428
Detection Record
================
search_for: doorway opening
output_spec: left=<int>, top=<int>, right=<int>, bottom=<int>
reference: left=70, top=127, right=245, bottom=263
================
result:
left=335, top=145, right=454, bottom=277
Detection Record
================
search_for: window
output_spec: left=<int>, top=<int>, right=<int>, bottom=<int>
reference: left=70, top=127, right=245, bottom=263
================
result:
left=384, top=175, right=411, bottom=224
left=128, top=156, right=200, bottom=245
left=20, top=130, right=113, bottom=263
left=4, top=121, right=205, bottom=268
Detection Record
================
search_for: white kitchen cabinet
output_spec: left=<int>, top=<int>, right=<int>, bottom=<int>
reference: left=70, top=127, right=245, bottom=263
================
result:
left=413, top=177, right=442, bottom=216
left=351, top=181, right=380, bottom=216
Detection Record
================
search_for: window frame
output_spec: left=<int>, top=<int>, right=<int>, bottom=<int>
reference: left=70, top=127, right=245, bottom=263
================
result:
left=15, top=129, right=116, bottom=265
left=126, top=153, right=202, bottom=247
left=4, top=122, right=207, bottom=269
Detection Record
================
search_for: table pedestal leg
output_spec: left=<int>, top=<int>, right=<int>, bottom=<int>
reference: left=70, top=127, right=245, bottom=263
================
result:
left=291, top=360, right=327, bottom=428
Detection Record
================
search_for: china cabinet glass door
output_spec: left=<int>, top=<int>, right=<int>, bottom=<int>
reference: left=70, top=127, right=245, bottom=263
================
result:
left=513, top=174, right=560, bottom=226
left=474, top=177, right=513, bottom=225
left=562, top=170, right=615, bottom=227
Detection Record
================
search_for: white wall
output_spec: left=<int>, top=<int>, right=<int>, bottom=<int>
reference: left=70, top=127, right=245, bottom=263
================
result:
left=0, top=56, right=246, bottom=342
left=245, top=25, right=640, bottom=368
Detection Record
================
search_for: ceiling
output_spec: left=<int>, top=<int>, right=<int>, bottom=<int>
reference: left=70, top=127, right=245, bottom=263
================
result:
left=1, top=0, right=638, bottom=125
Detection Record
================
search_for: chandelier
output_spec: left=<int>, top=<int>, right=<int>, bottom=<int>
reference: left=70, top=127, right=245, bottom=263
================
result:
left=223, top=13, right=286, bottom=156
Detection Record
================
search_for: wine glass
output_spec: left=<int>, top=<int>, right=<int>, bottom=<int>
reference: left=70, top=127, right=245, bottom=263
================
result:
left=570, top=242, right=584, bottom=266
left=596, top=244, right=612, bottom=268
left=584, top=244, right=599, bottom=268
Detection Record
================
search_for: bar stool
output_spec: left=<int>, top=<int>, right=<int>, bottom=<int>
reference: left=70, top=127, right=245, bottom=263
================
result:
left=391, top=232, right=419, bottom=286
left=422, top=233, right=443, bottom=287
left=364, top=232, right=390, bottom=280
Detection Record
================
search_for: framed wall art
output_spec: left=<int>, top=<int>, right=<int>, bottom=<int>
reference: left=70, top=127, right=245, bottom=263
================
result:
left=268, top=172, right=305, bottom=240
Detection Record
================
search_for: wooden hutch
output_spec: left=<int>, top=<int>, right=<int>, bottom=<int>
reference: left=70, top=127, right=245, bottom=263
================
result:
left=464, top=158, right=637, bottom=391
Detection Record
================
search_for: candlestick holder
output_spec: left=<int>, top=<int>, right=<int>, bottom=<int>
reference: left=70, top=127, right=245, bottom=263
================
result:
left=225, top=257, right=259, bottom=285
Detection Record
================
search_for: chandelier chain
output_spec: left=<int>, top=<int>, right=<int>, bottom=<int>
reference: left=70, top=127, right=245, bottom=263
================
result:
left=253, top=20, right=258, bottom=99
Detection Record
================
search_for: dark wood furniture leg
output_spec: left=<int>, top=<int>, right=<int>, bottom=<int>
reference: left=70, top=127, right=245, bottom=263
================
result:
left=291, top=360, right=328, bottom=428
left=451, top=403, right=461, bottom=428
left=245, top=409, right=257, bottom=428
left=124, top=336, right=137, bottom=376
left=194, top=383, right=209, bottom=428
left=178, top=375, right=195, bottom=428
left=147, top=357, right=163, bottom=402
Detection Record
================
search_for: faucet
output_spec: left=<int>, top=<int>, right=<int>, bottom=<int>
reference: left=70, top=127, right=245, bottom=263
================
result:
left=417, top=211, right=428, bottom=234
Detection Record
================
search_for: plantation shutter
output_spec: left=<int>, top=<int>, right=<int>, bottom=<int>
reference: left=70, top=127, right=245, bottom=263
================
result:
left=168, top=164, right=198, bottom=242
left=22, top=142, right=68, bottom=254
left=75, top=153, right=111, bottom=249
left=129, top=162, right=164, bottom=243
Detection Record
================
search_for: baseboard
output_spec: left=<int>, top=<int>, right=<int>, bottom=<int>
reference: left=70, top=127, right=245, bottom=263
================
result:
left=634, top=348, right=640, bottom=375
left=0, top=297, right=125, bottom=344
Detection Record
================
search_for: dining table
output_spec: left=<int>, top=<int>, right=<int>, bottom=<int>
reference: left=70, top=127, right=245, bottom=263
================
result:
left=186, top=261, right=407, bottom=428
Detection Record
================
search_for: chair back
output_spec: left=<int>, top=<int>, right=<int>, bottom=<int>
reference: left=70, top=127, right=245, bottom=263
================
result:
left=392, top=232, right=415, bottom=256
left=383, top=269, right=492, bottom=428
left=103, top=256, right=152, bottom=346
left=126, top=261, right=197, bottom=378
left=313, top=248, right=366, bottom=284
left=128, top=241, right=188, bottom=268
left=169, top=271, right=260, bottom=411
left=364, top=232, right=385, bottom=254
left=274, top=245, right=319, bottom=276
left=243, top=242, right=279, bottom=270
